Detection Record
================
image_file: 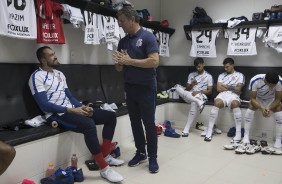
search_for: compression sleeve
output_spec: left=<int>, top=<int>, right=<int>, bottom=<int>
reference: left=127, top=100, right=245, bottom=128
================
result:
left=65, top=88, right=82, bottom=107
left=33, top=91, right=68, bottom=113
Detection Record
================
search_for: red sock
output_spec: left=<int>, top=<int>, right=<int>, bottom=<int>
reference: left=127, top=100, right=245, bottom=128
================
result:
left=101, top=139, right=112, bottom=157
left=93, top=153, right=108, bottom=170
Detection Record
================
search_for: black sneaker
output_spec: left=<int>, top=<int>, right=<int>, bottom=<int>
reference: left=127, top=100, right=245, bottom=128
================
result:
left=128, top=152, right=147, bottom=167
left=149, top=157, right=159, bottom=173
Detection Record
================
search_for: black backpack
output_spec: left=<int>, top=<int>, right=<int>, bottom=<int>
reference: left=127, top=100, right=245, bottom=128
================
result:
left=190, top=7, right=213, bottom=25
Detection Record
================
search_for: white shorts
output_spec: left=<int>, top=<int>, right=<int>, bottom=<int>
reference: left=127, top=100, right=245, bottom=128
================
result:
left=256, top=97, right=274, bottom=107
left=215, top=91, right=240, bottom=108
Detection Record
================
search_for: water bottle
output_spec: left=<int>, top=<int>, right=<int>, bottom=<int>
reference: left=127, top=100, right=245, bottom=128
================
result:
left=71, top=153, right=78, bottom=167
left=46, top=162, right=55, bottom=177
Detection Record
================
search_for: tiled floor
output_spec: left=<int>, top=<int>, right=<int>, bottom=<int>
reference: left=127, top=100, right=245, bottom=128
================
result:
left=80, top=129, right=282, bottom=184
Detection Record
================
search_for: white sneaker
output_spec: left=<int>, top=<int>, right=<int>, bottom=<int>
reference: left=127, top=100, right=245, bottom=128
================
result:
left=213, top=127, right=222, bottom=134
left=274, top=139, right=282, bottom=148
left=100, top=166, right=124, bottom=183
left=245, top=144, right=261, bottom=154
left=201, top=126, right=221, bottom=136
left=201, top=127, right=207, bottom=137
left=105, top=155, right=125, bottom=166
left=261, top=147, right=275, bottom=154
left=273, top=148, right=282, bottom=155
left=224, top=140, right=242, bottom=150
left=235, top=143, right=248, bottom=154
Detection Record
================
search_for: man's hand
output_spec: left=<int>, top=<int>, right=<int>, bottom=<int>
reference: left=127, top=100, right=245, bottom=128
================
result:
left=191, top=80, right=198, bottom=86
left=68, top=107, right=91, bottom=116
left=192, top=91, right=199, bottom=96
left=82, top=106, right=94, bottom=117
left=113, top=50, right=131, bottom=65
left=261, top=107, right=271, bottom=117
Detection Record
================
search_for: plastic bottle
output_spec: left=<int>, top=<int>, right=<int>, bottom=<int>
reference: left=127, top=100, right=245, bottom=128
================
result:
left=46, top=162, right=55, bottom=177
left=71, top=153, right=78, bottom=167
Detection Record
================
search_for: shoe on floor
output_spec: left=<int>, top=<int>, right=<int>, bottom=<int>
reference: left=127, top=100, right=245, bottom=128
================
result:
left=204, top=136, right=212, bottom=142
left=272, top=148, right=282, bottom=155
left=40, top=168, right=74, bottom=184
left=274, top=139, right=282, bottom=148
left=195, top=122, right=205, bottom=131
left=201, top=127, right=207, bottom=137
left=227, top=127, right=236, bottom=137
left=235, top=143, right=248, bottom=154
left=65, top=166, right=84, bottom=182
left=181, top=132, right=189, bottom=137
left=164, top=127, right=181, bottom=138
left=85, top=160, right=99, bottom=171
left=223, top=140, right=242, bottom=150
left=149, top=157, right=159, bottom=173
left=100, top=166, right=124, bottom=183
left=105, top=154, right=124, bottom=166
left=261, top=147, right=275, bottom=154
left=128, top=152, right=147, bottom=167
left=213, top=125, right=222, bottom=134
left=246, top=142, right=261, bottom=154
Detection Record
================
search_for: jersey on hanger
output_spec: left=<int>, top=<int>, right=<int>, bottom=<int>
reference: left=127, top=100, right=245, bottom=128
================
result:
left=190, top=29, right=219, bottom=58
left=36, top=0, right=65, bottom=44
left=263, top=26, right=282, bottom=53
left=156, top=31, right=170, bottom=57
left=0, top=0, right=37, bottom=39
left=84, top=11, right=101, bottom=45
left=226, top=27, right=258, bottom=55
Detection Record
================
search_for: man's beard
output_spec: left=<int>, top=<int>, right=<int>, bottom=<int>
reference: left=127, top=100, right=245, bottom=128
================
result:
left=48, top=60, right=60, bottom=68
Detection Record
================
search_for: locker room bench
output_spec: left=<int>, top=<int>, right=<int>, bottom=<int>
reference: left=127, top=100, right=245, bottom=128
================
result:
left=0, top=63, right=281, bottom=146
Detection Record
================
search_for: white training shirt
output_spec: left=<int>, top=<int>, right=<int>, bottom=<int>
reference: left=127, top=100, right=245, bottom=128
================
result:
left=218, top=71, right=245, bottom=87
left=249, top=74, right=282, bottom=100
left=29, top=68, right=73, bottom=118
left=187, top=70, right=213, bottom=92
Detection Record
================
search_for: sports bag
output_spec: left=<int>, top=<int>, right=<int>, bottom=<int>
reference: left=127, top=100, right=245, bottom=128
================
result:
left=190, top=7, right=212, bottom=25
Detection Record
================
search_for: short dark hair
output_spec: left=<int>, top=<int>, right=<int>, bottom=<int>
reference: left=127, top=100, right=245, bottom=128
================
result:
left=117, top=6, right=140, bottom=23
left=223, top=57, right=234, bottom=65
left=194, top=58, right=204, bottom=66
left=265, top=72, right=279, bottom=84
left=36, top=46, right=51, bottom=63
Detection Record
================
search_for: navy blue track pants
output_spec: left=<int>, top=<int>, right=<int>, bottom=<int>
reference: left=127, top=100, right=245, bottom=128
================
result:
left=125, top=83, right=158, bottom=158
left=47, top=108, right=116, bottom=155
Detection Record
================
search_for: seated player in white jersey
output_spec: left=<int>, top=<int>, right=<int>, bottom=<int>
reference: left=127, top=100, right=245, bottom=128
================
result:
left=173, top=58, right=213, bottom=137
left=29, top=46, right=124, bottom=183
left=204, top=58, right=245, bottom=142
left=233, top=72, right=282, bottom=154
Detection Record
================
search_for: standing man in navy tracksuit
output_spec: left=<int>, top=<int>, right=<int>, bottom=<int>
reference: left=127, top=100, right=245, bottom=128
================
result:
left=113, top=6, right=160, bottom=173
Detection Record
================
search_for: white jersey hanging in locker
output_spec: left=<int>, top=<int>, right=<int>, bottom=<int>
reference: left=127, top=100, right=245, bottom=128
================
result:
left=84, top=11, right=101, bottom=45
left=156, top=32, right=170, bottom=57
left=190, top=29, right=219, bottom=58
left=226, top=27, right=258, bottom=55
left=0, top=0, right=37, bottom=39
